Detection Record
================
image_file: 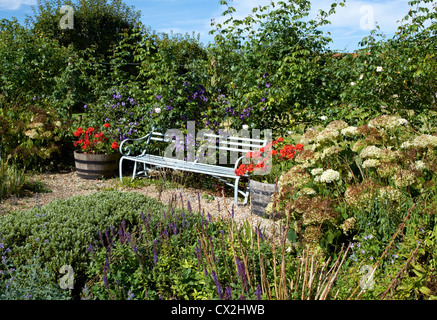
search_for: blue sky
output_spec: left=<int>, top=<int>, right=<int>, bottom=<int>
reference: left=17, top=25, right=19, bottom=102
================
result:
left=0, top=0, right=434, bottom=52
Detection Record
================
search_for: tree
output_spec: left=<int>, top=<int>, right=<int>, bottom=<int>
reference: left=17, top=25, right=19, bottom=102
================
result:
left=27, top=0, right=142, bottom=59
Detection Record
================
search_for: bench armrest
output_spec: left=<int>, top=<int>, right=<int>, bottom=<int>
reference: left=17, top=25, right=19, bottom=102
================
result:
left=234, top=155, right=245, bottom=170
left=119, top=133, right=151, bottom=156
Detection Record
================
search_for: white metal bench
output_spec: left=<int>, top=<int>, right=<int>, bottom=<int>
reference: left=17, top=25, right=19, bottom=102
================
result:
left=118, top=128, right=268, bottom=205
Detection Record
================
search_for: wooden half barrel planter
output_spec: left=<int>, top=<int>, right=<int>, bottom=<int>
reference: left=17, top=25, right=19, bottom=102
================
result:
left=74, top=151, right=120, bottom=180
left=249, top=180, right=279, bottom=219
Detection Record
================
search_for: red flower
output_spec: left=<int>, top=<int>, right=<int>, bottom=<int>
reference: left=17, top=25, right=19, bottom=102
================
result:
left=111, top=141, right=119, bottom=150
left=104, top=123, right=111, bottom=128
left=94, top=132, right=104, bottom=139
left=295, top=143, right=304, bottom=151
left=235, top=164, right=248, bottom=176
left=85, top=127, right=95, bottom=135
left=74, top=127, right=84, bottom=137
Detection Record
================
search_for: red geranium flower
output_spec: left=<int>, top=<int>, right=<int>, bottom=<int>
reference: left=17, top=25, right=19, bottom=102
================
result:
left=111, top=141, right=119, bottom=150
left=104, top=123, right=111, bottom=128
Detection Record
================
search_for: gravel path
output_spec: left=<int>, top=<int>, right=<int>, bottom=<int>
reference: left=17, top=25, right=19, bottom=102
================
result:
left=0, top=170, right=286, bottom=240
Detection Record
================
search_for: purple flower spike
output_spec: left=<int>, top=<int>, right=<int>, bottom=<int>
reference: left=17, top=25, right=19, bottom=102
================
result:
left=224, top=286, right=233, bottom=300
left=212, top=271, right=223, bottom=300
left=256, top=285, right=262, bottom=300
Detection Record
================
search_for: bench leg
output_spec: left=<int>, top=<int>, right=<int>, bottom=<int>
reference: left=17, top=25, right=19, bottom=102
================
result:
left=234, top=177, right=240, bottom=206
left=132, top=161, right=137, bottom=181
left=242, top=183, right=250, bottom=205
left=119, top=157, right=124, bottom=183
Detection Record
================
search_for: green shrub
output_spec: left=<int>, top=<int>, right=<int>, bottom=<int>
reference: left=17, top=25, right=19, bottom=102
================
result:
left=0, top=190, right=167, bottom=297
left=0, top=250, right=71, bottom=300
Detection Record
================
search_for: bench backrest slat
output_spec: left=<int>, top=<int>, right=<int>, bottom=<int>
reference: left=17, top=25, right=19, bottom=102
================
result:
left=148, top=130, right=267, bottom=152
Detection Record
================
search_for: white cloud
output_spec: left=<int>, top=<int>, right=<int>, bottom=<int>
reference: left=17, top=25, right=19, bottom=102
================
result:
left=0, top=0, right=35, bottom=10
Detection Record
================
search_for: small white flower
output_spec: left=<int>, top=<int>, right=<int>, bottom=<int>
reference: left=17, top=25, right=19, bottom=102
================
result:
left=376, top=66, right=383, bottom=72
left=359, top=74, right=364, bottom=80
left=154, top=107, right=161, bottom=114
left=242, top=124, right=249, bottom=130
left=351, top=82, right=356, bottom=86
left=320, top=116, right=327, bottom=121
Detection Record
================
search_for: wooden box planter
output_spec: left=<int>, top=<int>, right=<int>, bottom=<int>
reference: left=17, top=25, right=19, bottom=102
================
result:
left=74, top=151, right=120, bottom=180
left=249, top=179, right=279, bottom=218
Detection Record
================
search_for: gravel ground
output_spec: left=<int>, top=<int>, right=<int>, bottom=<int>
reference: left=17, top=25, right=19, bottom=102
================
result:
left=0, top=170, right=287, bottom=240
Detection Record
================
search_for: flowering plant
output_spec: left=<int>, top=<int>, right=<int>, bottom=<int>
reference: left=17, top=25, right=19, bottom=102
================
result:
left=73, top=123, right=120, bottom=154
left=235, top=137, right=304, bottom=184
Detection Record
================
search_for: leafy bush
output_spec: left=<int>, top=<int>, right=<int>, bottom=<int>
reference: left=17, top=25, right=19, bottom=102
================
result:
left=0, top=191, right=167, bottom=298
left=0, top=244, right=70, bottom=300
left=0, top=94, right=74, bottom=170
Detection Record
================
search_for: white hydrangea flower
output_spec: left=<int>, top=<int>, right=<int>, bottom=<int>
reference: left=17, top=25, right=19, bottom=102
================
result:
left=377, top=186, right=401, bottom=202
left=326, top=120, right=349, bottom=131
left=392, top=169, right=416, bottom=188
left=368, top=115, right=400, bottom=130
left=311, top=168, right=324, bottom=176
left=397, top=118, right=409, bottom=126
left=28, top=122, right=44, bottom=129
left=341, top=126, right=359, bottom=137
left=411, top=134, right=437, bottom=148
left=24, top=129, right=40, bottom=139
left=321, top=146, right=341, bottom=159
left=401, top=141, right=412, bottom=149
left=316, top=128, right=340, bottom=144
left=319, top=169, right=340, bottom=183
left=362, top=159, right=380, bottom=168
left=412, top=160, right=427, bottom=171
left=297, top=188, right=317, bottom=196
left=360, top=146, right=383, bottom=159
